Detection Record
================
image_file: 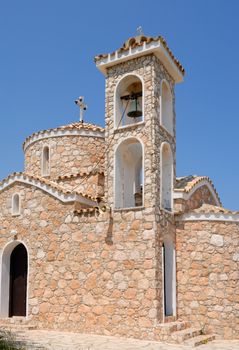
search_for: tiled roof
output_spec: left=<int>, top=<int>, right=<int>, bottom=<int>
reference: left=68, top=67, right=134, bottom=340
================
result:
left=192, top=204, right=239, bottom=215
left=95, top=35, right=185, bottom=75
left=23, top=122, right=105, bottom=150
left=175, top=175, right=222, bottom=206
left=57, top=122, right=104, bottom=132
left=57, top=170, right=104, bottom=181
left=0, top=172, right=70, bottom=194
left=176, top=175, right=216, bottom=193
left=0, top=172, right=98, bottom=203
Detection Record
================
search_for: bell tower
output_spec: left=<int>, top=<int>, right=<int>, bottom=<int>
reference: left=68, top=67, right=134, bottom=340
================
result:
left=95, top=34, right=184, bottom=211
left=95, top=34, right=184, bottom=321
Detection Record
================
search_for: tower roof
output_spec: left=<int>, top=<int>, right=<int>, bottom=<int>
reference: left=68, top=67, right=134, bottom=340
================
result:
left=95, top=35, right=185, bottom=83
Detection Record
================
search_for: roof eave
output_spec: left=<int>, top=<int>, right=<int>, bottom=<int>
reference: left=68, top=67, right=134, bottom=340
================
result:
left=95, top=41, right=184, bottom=83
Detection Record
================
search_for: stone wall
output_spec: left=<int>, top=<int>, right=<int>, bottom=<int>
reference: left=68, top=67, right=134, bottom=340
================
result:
left=105, top=55, right=176, bottom=209
left=24, top=135, right=105, bottom=180
left=176, top=219, right=239, bottom=339
left=56, top=172, right=104, bottom=198
left=174, top=185, right=218, bottom=214
left=104, top=55, right=177, bottom=327
left=0, top=182, right=168, bottom=340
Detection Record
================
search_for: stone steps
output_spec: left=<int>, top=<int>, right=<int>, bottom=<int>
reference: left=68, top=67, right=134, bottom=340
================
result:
left=0, top=323, right=43, bottom=349
left=15, top=339, right=47, bottom=350
left=170, top=327, right=202, bottom=343
left=158, top=319, right=216, bottom=347
left=184, top=333, right=216, bottom=347
left=0, top=324, right=36, bottom=330
left=159, top=320, right=191, bottom=335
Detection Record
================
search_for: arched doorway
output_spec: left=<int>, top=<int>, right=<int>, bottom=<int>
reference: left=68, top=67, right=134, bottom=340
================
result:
left=9, top=244, right=28, bottom=316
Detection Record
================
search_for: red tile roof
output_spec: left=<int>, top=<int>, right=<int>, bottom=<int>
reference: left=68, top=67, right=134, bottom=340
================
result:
left=0, top=172, right=98, bottom=202
left=23, top=122, right=105, bottom=150
left=175, top=175, right=221, bottom=205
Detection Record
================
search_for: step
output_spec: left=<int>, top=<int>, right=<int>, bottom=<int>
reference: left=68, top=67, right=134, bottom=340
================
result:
left=0, top=325, right=37, bottom=332
left=15, top=340, right=47, bottom=350
left=184, top=334, right=216, bottom=347
left=159, top=320, right=191, bottom=335
left=170, top=327, right=202, bottom=343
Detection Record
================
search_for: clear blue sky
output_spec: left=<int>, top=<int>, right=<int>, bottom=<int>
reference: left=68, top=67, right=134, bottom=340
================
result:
left=0, top=0, right=239, bottom=209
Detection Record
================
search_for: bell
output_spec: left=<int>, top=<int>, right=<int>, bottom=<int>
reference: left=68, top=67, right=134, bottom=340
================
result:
left=127, top=96, right=142, bottom=118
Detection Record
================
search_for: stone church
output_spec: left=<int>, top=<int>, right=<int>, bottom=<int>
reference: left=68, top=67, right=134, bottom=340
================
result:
left=0, top=34, right=238, bottom=345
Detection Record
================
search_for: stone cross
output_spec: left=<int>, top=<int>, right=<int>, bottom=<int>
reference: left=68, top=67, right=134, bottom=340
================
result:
left=136, top=26, right=143, bottom=36
left=74, top=96, right=88, bottom=123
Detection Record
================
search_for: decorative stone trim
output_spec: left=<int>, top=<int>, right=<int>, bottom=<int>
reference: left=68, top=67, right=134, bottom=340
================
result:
left=174, top=180, right=221, bottom=206
left=113, top=206, right=144, bottom=212
left=0, top=173, right=97, bottom=206
left=23, top=128, right=105, bottom=152
left=176, top=212, right=239, bottom=223
left=57, top=170, right=104, bottom=181
left=74, top=207, right=100, bottom=215
left=95, top=35, right=184, bottom=82
left=114, top=121, right=145, bottom=133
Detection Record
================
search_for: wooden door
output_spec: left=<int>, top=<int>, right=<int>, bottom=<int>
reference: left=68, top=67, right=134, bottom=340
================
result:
left=9, top=244, right=28, bottom=317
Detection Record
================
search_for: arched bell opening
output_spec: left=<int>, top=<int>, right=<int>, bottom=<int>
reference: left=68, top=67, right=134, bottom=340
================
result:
left=115, top=75, right=144, bottom=128
left=0, top=241, right=28, bottom=318
left=161, top=142, right=173, bottom=211
left=115, top=138, right=143, bottom=209
left=160, top=80, right=173, bottom=135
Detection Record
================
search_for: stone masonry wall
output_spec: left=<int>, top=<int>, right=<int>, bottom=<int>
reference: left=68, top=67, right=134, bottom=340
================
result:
left=174, top=185, right=218, bottom=213
left=0, top=183, right=170, bottom=340
left=24, top=135, right=105, bottom=180
left=105, top=55, right=177, bottom=325
left=176, top=220, right=239, bottom=339
left=56, top=172, right=104, bottom=198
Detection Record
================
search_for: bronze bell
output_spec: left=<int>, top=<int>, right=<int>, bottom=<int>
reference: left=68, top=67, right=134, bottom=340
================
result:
left=127, top=95, right=142, bottom=118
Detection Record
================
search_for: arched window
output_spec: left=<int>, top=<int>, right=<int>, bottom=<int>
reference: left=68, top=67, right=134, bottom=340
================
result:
left=161, top=142, right=173, bottom=211
left=161, top=80, right=173, bottom=135
left=115, top=75, right=143, bottom=128
left=42, top=146, right=50, bottom=176
left=12, top=194, right=20, bottom=216
left=115, top=138, right=143, bottom=208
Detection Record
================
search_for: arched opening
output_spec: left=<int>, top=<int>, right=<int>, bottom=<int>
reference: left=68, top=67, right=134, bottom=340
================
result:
left=12, top=193, right=20, bottom=216
left=161, top=142, right=173, bottom=211
left=0, top=242, right=28, bottom=317
left=161, top=81, right=173, bottom=135
left=42, top=146, right=50, bottom=176
left=162, top=237, right=176, bottom=317
left=115, top=75, right=143, bottom=128
left=115, top=138, right=143, bottom=208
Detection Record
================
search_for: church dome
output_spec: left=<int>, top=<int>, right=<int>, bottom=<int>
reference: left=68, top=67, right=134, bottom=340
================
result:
left=23, top=122, right=105, bottom=180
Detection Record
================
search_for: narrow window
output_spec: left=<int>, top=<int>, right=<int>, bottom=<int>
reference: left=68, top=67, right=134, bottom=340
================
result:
left=115, top=138, right=143, bottom=208
left=161, top=143, right=173, bottom=211
left=163, top=237, right=175, bottom=317
left=42, top=146, right=50, bottom=176
left=115, top=75, right=143, bottom=128
left=161, top=81, right=173, bottom=135
left=12, top=194, right=20, bottom=216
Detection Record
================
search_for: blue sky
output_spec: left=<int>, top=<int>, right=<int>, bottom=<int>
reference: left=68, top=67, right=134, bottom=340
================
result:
left=0, top=0, right=239, bottom=209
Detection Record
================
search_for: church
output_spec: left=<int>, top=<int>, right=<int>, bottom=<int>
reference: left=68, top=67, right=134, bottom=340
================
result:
left=0, top=34, right=238, bottom=345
